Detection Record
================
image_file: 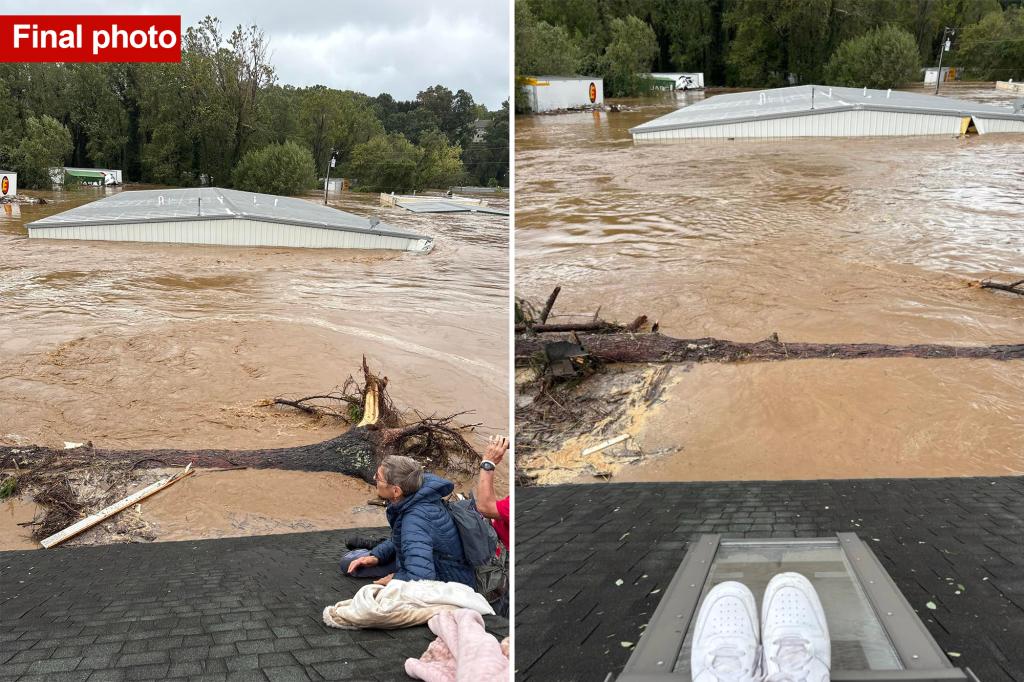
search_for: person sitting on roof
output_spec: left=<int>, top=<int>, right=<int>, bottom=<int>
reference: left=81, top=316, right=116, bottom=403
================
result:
left=346, top=455, right=475, bottom=588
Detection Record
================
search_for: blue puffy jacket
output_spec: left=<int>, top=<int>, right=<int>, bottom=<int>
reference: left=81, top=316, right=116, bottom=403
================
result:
left=369, top=473, right=474, bottom=587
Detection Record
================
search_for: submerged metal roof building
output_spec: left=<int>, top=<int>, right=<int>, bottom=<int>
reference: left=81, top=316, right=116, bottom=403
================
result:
left=630, top=85, right=1024, bottom=141
left=380, top=193, right=509, bottom=215
left=26, top=188, right=433, bottom=252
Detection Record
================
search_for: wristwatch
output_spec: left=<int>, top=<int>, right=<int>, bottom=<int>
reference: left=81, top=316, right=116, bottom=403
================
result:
left=480, top=460, right=496, bottom=471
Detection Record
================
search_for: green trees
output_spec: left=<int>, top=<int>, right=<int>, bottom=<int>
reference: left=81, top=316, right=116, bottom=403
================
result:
left=600, top=16, right=659, bottom=97
left=514, top=0, right=580, bottom=77
left=0, top=16, right=505, bottom=192
left=516, top=0, right=1022, bottom=92
left=959, top=8, right=1024, bottom=81
left=231, top=141, right=316, bottom=195
left=347, top=130, right=466, bottom=193
left=416, top=85, right=477, bottom=148
left=416, top=130, right=464, bottom=190
left=299, top=86, right=384, bottom=174
left=10, top=115, right=72, bottom=189
left=826, top=25, right=921, bottom=88
left=515, top=0, right=582, bottom=112
left=463, top=101, right=509, bottom=187
left=347, top=134, right=421, bottom=193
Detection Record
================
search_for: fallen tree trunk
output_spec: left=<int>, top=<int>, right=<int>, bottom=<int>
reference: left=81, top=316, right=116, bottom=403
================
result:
left=1, top=358, right=478, bottom=542
left=0, top=420, right=471, bottom=484
left=515, top=316, right=648, bottom=335
left=516, top=332, right=1024, bottom=365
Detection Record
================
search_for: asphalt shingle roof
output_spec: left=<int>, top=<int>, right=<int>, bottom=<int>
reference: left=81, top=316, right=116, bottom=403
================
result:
left=515, top=477, right=1024, bottom=682
left=0, top=526, right=507, bottom=681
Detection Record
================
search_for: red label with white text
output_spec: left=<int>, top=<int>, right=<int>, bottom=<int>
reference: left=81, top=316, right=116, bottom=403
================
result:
left=0, top=15, right=181, bottom=62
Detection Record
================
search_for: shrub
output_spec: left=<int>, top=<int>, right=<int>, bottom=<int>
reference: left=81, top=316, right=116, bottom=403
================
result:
left=346, top=133, right=421, bottom=193
left=825, top=25, right=920, bottom=89
left=231, top=141, right=316, bottom=195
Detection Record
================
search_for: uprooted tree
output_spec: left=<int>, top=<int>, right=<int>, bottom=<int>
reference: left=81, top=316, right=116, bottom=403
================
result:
left=1, top=357, right=480, bottom=540
left=515, top=285, right=1024, bottom=484
left=516, top=286, right=1024, bottom=368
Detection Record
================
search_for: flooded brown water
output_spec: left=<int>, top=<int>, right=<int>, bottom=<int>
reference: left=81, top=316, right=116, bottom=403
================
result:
left=517, top=85, right=1024, bottom=481
left=1, top=185, right=508, bottom=541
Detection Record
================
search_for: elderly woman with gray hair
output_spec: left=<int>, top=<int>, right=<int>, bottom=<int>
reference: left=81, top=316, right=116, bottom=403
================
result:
left=346, top=455, right=475, bottom=588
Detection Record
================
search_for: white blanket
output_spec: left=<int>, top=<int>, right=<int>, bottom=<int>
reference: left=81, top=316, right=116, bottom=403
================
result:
left=323, top=579, right=494, bottom=630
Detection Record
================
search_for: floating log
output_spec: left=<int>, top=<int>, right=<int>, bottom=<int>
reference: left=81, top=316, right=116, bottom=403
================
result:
left=981, top=279, right=1024, bottom=296
left=516, top=332, right=1024, bottom=365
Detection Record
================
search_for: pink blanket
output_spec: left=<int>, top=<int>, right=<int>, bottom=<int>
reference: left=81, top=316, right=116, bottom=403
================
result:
left=405, top=609, right=509, bottom=681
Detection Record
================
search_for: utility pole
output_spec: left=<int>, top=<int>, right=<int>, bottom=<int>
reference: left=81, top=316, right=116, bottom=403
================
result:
left=934, top=27, right=954, bottom=95
left=323, top=149, right=337, bottom=205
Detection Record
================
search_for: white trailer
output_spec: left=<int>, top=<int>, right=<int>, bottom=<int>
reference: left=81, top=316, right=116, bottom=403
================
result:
left=0, top=171, right=17, bottom=198
left=649, top=72, right=705, bottom=90
left=49, top=167, right=124, bottom=186
left=522, top=77, right=604, bottom=113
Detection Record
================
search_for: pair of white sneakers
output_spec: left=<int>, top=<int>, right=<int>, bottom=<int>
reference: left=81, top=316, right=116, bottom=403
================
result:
left=690, top=572, right=831, bottom=682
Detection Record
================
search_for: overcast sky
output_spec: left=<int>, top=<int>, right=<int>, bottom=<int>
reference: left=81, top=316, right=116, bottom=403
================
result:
left=0, top=0, right=510, bottom=108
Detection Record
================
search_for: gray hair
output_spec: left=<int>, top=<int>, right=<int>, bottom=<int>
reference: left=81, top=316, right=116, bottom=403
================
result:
left=380, top=455, right=424, bottom=496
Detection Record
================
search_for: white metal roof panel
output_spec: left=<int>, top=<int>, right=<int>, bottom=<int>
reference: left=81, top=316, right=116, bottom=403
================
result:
left=630, top=85, right=1024, bottom=136
left=398, top=200, right=508, bottom=215
left=26, top=187, right=429, bottom=242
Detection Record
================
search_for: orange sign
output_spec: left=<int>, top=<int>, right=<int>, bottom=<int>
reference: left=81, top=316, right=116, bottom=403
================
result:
left=589, top=82, right=597, bottom=103
left=1, top=176, right=8, bottom=195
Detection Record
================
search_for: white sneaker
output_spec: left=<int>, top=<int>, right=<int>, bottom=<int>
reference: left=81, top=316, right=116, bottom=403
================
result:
left=760, top=572, right=831, bottom=682
left=690, top=581, right=761, bottom=682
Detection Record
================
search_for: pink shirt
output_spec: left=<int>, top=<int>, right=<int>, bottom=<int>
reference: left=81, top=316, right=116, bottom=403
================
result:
left=493, top=496, right=510, bottom=552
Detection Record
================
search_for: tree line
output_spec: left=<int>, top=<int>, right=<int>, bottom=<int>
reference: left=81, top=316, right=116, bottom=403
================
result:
left=0, top=17, right=509, bottom=193
left=516, top=0, right=1024, bottom=105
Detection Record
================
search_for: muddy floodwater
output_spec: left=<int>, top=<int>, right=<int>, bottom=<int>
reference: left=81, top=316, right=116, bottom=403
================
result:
left=1, top=186, right=508, bottom=545
left=517, top=85, right=1024, bottom=481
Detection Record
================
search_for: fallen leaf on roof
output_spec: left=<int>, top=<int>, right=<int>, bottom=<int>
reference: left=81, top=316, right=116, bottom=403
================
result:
left=615, top=578, right=624, bottom=586
left=926, top=601, right=937, bottom=610
left=621, top=642, right=634, bottom=648
left=948, top=652, right=961, bottom=658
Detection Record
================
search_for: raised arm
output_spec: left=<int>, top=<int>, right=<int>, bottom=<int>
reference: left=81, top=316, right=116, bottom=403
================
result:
left=475, top=435, right=508, bottom=519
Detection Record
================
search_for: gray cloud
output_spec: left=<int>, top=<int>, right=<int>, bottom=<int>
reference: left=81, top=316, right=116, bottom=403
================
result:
left=0, top=0, right=510, bottom=108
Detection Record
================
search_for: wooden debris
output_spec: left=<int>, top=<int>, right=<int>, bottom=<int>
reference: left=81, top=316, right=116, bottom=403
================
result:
left=539, top=286, right=561, bottom=324
left=581, top=434, right=630, bottom=456
left=40, top=465, right=194, bottom=548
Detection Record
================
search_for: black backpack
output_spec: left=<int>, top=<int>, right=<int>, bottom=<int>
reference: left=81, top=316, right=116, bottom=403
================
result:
left=444, top=497, right=499, bottom=566
left=444, top=497, right=508, bottom=603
